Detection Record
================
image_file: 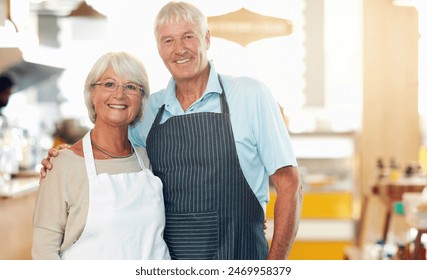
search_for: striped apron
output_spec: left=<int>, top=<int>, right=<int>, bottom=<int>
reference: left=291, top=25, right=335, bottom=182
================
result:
left=146, top=76, right=268, bottom=260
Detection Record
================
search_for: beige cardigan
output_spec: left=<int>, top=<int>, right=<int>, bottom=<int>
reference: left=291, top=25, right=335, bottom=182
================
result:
left=32, top=147, right=151, bottom=259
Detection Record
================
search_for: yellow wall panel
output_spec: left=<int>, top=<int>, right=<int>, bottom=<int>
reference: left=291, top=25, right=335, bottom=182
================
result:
left=301, top=192, right=353, bottom=219
left=267, top=191, right=353, bottom=219
left=288, top=241, right=352, bottom=260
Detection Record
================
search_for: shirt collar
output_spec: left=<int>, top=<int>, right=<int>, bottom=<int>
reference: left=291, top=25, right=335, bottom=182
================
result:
left=163, top=61, right=222, bottom=106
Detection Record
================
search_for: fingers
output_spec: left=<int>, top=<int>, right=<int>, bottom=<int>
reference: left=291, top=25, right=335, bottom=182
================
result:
left=39, top=145, right=68, bottom=181
left=41, top=158, right=52, bottom=170
left=57, top=144, right=70, bottom=150
left=48, top=148, right=59, bottom=157
left=40, top=166, right=46, bottom=177
left=39, top=166, right=46, bottom=183
left=39, top=158, right=52, bottom=182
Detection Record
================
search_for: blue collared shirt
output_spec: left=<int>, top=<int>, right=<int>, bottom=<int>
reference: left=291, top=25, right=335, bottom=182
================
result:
left=129, top=62, right=297, bottom=211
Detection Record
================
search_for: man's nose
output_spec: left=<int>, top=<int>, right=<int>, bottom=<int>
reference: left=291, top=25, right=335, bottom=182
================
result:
left=173, top=39, right=187, bottom=54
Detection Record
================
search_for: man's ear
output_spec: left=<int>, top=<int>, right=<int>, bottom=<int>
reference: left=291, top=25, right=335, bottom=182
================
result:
left=205, top=30, right=211, bottom=50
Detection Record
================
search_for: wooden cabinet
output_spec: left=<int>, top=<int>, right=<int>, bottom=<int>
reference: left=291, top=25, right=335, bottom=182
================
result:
left=0, top=177, right=39, bottom=260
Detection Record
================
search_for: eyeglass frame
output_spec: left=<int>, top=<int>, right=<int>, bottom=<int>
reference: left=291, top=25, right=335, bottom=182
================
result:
left=91, top=81, right=145, bottom=95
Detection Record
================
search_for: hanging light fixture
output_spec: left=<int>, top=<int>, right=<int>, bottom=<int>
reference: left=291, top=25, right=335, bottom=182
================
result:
left=68, top=0, right=105, bottom=18
left=208, top=8, right=292, bottom=47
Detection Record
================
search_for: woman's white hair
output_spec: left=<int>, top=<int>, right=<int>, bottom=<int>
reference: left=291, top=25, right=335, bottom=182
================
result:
left=154, top=1, right=208, bottom=45
left=84, top=51, right=149, bottom=126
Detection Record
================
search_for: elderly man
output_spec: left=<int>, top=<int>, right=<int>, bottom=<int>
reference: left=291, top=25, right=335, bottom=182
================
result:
left=130, top=1, right=303, bottom=260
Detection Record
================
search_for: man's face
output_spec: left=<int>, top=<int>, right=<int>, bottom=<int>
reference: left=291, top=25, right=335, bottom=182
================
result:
left=157, top=20, right=210, bottom=82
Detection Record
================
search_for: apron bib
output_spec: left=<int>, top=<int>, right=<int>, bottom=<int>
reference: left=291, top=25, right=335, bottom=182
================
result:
left=146, top=76, right=268, bottom=260
left=61, top=131, right=170, bottom=260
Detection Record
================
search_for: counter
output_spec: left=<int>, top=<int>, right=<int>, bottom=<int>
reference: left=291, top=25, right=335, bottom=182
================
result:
left=0, top=174, right=39, bottom=260
left=345, top=181, right=427, bottom=260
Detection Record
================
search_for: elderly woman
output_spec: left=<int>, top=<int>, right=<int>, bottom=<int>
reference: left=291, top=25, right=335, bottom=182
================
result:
left=32, top=52, right=170, bottom=260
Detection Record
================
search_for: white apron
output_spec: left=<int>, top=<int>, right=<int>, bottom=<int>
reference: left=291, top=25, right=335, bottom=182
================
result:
left=61, top=132, right=170, bottom=260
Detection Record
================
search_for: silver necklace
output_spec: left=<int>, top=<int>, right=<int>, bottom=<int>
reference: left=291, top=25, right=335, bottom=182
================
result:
left=91, top=138, right=134, bottom=159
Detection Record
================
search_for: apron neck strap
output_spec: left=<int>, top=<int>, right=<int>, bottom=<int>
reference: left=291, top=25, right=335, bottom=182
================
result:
left=83, top=130, right=146, bottom=174
left=82, top=131, right=97, bottom=177
left=154, top=74, right=230, bottom=125
left=131, top=143, right=146, bottom=169
left=217, top=74, right=229, bottom=115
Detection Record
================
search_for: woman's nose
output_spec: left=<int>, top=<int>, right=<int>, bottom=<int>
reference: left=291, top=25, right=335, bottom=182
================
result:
left=112, top=85, right=126, bottom=96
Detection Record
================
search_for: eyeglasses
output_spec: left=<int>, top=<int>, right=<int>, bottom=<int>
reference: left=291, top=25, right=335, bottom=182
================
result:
left=91, top=81, right=144, bottom=95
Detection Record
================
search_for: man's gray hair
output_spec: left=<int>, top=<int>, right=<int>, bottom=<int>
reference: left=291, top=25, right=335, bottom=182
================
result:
left=154, top=1, right=208, bottom=45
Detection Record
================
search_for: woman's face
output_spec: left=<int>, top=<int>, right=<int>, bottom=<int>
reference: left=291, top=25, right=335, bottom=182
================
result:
left=90, top=67, right=142, bottom=128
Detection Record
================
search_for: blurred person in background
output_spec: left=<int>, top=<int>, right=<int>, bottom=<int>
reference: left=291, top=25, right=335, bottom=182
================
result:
left=0, top=76, right=13, bottom=117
